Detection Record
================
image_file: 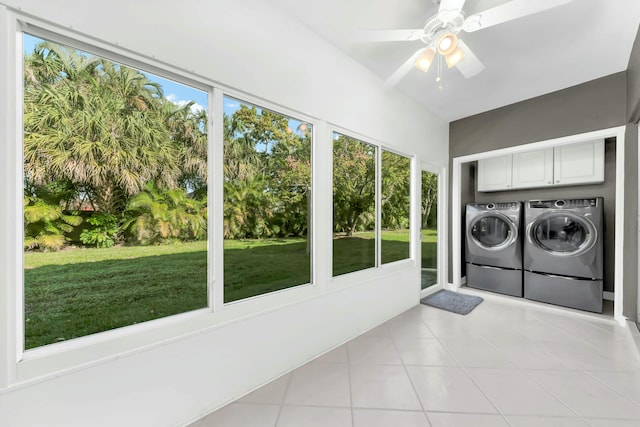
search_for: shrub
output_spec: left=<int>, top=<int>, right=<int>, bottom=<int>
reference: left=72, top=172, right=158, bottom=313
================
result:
left=80, top=212, right=120, bottom=248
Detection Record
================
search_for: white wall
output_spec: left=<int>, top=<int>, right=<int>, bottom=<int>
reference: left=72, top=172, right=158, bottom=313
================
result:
left=0, top=1, right=449, bottom=425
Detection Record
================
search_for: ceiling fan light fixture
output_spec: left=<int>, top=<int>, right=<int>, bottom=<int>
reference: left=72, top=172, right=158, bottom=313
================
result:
left=437, top=32, right=458, bottom=55
left=445, top=46, right=465, bottom=68
left=414, top=48, right=436, bottom=72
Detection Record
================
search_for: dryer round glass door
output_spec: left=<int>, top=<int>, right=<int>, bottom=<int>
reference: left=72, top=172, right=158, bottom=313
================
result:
left=469, top=213, right=517, bottom=251
left=529, top=212, right=597, bottom=256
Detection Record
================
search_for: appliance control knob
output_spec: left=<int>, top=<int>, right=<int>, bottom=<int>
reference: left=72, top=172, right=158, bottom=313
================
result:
left=555, top=200, right=566, bottom=208
left=487, top=203, right=495, bottom=209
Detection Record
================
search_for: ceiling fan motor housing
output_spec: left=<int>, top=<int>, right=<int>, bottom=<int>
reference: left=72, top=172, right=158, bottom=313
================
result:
left=421, top=13, right=465, bottom=48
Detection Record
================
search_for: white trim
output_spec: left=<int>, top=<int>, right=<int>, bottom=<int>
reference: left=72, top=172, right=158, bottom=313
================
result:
left=212, top=87, right=225, bottom=312
left=0, top=4, right=20, bottom=388
left=452, top=126, right=627, bottom=324
left=419, top=161, right=447, bottom=294
left=376, top=143, right=382, bottom=268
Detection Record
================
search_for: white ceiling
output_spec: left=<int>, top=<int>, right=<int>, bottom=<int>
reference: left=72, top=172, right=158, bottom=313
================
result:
left=266, top=0, right=640, bottom=121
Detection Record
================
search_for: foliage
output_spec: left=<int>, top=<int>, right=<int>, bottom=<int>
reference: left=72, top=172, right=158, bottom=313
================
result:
left=381, top=151, right=411, bottom=229
left=24, top=196, right=82, bottom=251
left=223, top=101, right=311, bottom=239
left=333, top=135, right=376, bottom=235
left=124, top=183, right=207, bottom=245
left=23, top=41, right=208, bottom=215
left=80, top=212, right=120, bottom=248
left=422, top=171, right=438, bottom=229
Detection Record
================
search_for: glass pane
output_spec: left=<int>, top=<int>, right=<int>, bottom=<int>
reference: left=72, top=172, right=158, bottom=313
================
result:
left=533, top=215, right=589, bottom=252
left=223, top=96, right=311, bottom=302
left=381, top=150, right=411, bottom=264
left=421, top=171, right=437, bottom=289
left=23, top=34, right=208, bottom=349
left=471, top=216, right=512, bottom=248
left=332, top=133, right=376, bottom=276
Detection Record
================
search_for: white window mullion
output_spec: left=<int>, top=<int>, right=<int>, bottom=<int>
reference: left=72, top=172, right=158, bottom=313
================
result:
left=376, top=145, right=382, bottom=267
left=313, top=121, right=331, bottom=293
left=211, top=87, right=225, bottom=312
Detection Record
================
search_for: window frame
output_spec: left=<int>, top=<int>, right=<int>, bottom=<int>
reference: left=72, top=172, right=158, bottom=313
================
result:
left=220, top=92, right=316, bottom=305
left=380, top=147, right=414, bottom=265
left=331, top=130, right=378, bottom=278
left=18, top=24, right=215, bottom=356
left=328, top=126, right=415, bottom=289
left=0, top=10, right=418, bottom=386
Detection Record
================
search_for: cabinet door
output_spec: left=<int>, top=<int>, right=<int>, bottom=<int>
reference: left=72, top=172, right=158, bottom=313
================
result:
left=512, top=148, right=554, bottom=189
left=477, top=155, right=512, bottom=192
left=553, top=140, right=604, bottom=185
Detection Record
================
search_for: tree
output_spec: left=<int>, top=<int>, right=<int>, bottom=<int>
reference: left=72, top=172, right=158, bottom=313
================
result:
left=332, top=135, right=376, bottom=235
left=381, top=151, right=411, bottom=230
left=223, top=102, right=311, bottom=239
left=24, top=196, right=82, bottom=251
left=124, top=182, right=207, bottom=245
left=422, top=172, right=438, bottom=229
left=23, top=42, right=184, bottom=215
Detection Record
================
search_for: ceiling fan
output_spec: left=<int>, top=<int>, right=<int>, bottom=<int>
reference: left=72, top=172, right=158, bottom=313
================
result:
left=356, top=0, right=573, bottom=87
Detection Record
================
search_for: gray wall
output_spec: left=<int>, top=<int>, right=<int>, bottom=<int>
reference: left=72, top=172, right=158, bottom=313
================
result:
left=628, top=26, right=640, bottom=123
left=449, top=71, right=639, bottom=321
left=626, top=22, right=640, bottom=322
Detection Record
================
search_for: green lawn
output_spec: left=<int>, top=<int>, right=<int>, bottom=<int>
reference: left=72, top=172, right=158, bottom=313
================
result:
left=24, top=231, right=437, bottom=349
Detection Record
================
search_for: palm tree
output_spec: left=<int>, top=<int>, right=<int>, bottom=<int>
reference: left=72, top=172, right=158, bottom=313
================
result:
left=23, top=197, right=82, bottom=251
left=24, top=41, right=182, bottom=215
left=124, top=182, right=207, bottom=245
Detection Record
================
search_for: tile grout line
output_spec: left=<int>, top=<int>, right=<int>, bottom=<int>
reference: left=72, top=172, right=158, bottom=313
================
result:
left=417, top=309, right=504, bottom=419
left=345, top=339, right=355, bottom=427
left=386, top=322, right=431, bottom=426
left=273, top=370, right=295, bottom=427
left=582, top=370, right=640, bottom=410
left=419, top=305, right=586, bottom=424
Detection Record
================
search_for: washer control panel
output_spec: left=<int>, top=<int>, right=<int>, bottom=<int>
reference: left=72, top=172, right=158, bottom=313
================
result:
left=529, top=198, right=599, bottom=209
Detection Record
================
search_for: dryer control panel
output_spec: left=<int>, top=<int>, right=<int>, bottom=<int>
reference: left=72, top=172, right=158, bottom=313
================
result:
left=528, top=198, right=599, bottom=209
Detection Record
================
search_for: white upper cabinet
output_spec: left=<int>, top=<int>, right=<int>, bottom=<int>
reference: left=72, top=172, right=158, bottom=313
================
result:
left=477, top=155, right=512, bottom=191
left=511, top=147, right=554, bottom=189
left=477, top=139, right=605, bottom=192
left=553, top=140, right=605, bottom=185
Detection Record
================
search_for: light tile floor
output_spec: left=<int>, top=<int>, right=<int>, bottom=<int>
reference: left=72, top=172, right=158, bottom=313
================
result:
left=189, top=291, right=640, bottom=427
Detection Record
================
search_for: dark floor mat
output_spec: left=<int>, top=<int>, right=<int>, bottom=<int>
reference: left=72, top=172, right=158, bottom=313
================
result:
left=420, top=290, right=483, bottom=315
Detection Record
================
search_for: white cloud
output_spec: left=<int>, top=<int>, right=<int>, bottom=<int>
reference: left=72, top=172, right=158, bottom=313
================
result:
left=166, top=94, right=206, bottom=114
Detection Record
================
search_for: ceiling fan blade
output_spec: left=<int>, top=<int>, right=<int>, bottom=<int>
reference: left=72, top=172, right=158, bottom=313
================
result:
left=438, top=0, right=467, bottom=23
left=352, top=29, right=423, bottom=43
left=384, top=47, right=428, bottom=88
left=455, top=40, right=485, bottom=78
left=463, top=0, right=572, bottom=32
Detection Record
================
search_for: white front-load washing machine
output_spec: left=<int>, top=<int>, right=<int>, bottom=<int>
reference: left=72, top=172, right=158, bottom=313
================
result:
left=523, top=198, right=604, bottom=313
left=465, top=201, right=523, bottom=297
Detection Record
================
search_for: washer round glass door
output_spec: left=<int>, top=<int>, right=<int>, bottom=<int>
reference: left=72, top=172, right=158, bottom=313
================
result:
left=469, top=213, right=517, bottom=251
left=529, top=212, right=596, bottom=256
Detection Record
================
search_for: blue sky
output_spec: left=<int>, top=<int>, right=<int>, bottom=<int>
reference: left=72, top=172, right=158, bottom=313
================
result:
left=23, top=33, right=307, bottom=134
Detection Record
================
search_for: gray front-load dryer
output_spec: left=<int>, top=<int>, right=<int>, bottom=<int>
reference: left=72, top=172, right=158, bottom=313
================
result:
left=523, top=198, right=604, bottom=313
left=465, top=202, right=523, bottom=297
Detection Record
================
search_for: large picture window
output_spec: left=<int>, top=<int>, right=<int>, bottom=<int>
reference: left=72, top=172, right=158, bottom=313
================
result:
left=22, top=34, right=209, bottom=349
left=223, top=96, right=312, bottom=302
left=381, top=150, right=411, bottom=264
left=332, top=133, right=376, bottom=276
